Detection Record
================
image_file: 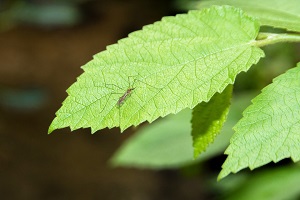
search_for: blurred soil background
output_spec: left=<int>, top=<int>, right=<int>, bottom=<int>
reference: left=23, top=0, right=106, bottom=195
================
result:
left=0, top=0, right=210, bottom=199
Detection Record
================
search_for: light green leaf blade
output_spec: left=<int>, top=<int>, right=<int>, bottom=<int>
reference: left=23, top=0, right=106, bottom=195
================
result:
left=195, top=0, right=300, bottom=32
left=111, top=92, right=257, bottom=169
left=49, top=6, right=264, bottom=133
left=219, top=63, right=300, bottom=180
left=192, top=85, right=232, bottom=158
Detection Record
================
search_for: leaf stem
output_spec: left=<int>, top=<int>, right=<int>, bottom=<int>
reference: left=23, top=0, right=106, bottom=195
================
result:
left=252, top=32, right=300, bottom=47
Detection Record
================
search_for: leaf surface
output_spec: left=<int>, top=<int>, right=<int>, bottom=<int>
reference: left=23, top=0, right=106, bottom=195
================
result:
left=196, top=0, right=300, bottom=32
left=49, top=6, right=263, bottom=133
left=219, top=63, right=300, bottom=179
left=191, top=85, right=232, bottom=158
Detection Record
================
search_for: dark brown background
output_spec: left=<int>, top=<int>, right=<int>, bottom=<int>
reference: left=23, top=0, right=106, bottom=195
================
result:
left=0, top=0, right=212, bottom=199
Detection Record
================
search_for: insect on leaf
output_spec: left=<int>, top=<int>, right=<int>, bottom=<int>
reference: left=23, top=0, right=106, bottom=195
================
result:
left=49, top=5, right=264, bottom=133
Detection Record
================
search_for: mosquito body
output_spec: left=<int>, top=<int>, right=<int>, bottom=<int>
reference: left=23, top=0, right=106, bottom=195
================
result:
left=103, top=75, right=160, bottom=128
left=117, top=87, right=135, bottom=106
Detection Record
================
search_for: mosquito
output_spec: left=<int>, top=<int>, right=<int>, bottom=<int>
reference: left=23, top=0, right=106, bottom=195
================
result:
left=107, top=74, right=157, bottom=107
left=104, top=74, right=160, bottom=128
left=117, top=87, right=135, bottom=107
left=105, top=75, right=138, bottom=107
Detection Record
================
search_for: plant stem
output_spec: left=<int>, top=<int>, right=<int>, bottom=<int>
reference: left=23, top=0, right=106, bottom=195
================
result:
left=252, top=32, right=300, bottom=47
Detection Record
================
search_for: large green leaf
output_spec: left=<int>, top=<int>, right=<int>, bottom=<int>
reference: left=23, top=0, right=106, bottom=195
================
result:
left=49, top=6, right=263, bottom=133
left=191, top=85, right=232, bottom=158
left=219, top=63, right=300, bottom=179
left=195, top=0, right=300, bottom=32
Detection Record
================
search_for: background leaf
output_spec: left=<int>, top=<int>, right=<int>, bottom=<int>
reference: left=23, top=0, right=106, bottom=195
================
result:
left=111, top=109, right=195, bottom=168
left=111, top=92, right=257, bottom=169
left=219, top=63, right=300, bottom=179
left=49, top=6, right=263, bottom=133
left=192, top=85, right=232, bottom=158
left=218, top=164, right=300, bottom=200
left=194, top=0, right=300, bottom=32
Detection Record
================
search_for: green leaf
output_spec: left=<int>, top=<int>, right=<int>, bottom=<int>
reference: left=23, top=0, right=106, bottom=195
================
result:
left=49, top=5, right=264, bottom=133
left=111, top=92, right=257, bottom=169
left=196, top=0, right=300, bottom=32
left=219, top=63, right=300, bottom=179
left=220, top=165, right=300, bottom=200
left=192, top=85, right=232, bottom=158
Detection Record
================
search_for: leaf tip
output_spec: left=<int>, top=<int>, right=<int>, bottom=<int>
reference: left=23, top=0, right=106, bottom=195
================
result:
left=193, top=150, right=200, bottom=160
left=48, top=117, right=60, bottom=134
left=217, top=169, right=230, bottom=181
left=48, top=125, right=55, bottom=134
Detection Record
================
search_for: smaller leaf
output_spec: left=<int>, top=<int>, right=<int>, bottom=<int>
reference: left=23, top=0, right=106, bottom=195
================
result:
left=219, top=63, right=300, bottom=179
left=191, top=85, right=232, bottom=158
